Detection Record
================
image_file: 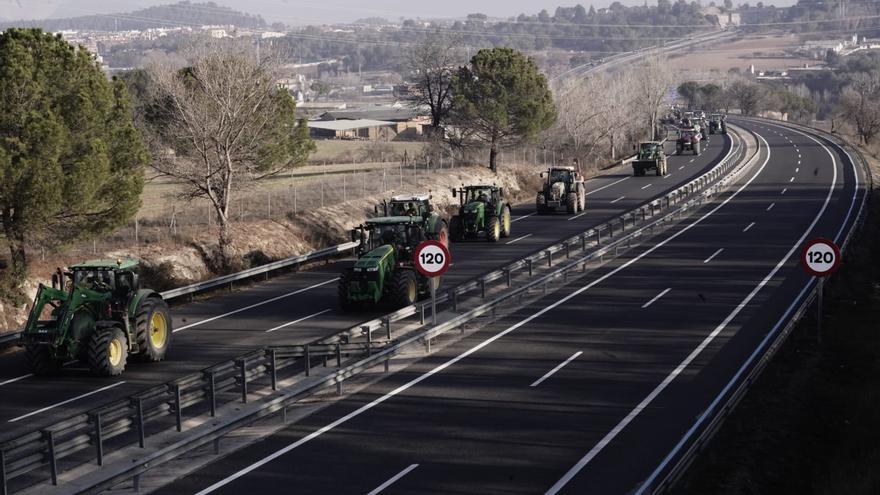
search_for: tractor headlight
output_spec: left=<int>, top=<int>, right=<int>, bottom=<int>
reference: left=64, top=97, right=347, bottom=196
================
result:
left=354, top=267, right=363, bottom=272
left=366, top=266, right=379, bottom=272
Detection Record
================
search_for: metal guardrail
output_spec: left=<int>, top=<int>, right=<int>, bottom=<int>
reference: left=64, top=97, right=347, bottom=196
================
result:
left=0, top=128, right=754, bottom=494
left=646, top=117, right=873, bottom=494
left=0, top=241, right=361, bottom=347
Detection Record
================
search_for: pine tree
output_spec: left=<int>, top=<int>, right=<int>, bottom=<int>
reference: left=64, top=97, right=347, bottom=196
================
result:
left=0, top=28, right=147, bottom=299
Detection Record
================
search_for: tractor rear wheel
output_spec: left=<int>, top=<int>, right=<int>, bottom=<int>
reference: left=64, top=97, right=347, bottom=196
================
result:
left=694, top=142, right=701, bottom=155
left=566, top=192, right=578, bottom=214
left=25, top=345, right=61, bottom=376
left=500, top=207, right=511, bottom=238
left=338, top=270, right=354, bottom=311
left=449, top=216, right=463, bottom=242
left=389, top=270, right=418, bottom=308
left=487, top=216, right=501, bottom=242
left=134, top=297, right=171, bottom=362
left=87, top=326, right=128, bottom=376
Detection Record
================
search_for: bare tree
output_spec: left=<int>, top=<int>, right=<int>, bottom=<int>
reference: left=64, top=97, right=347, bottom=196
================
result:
left=144, top=39, right=314, bottom=269
left=406, top=32, right=464, bottom=133
left=726, top=79, right=765, bottom=116
left=634, top=54, right=676, bottom=141
left=839, top=72, right=880, bottom=145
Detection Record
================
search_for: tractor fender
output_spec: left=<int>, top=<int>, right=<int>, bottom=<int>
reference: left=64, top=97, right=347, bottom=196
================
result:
left=127, top=289, right=163, bottom=317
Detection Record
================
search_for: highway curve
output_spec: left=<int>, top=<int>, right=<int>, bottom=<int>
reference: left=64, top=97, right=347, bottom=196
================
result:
left=0, top=134, right=735, bottom=440
left=152, top=118, right=866, bottom=495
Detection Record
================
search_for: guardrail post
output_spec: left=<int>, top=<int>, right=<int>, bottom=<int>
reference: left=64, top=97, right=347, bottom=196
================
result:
left=565, top=243, right=571, bottom=259
left=92, top=412, right=103, bottom=466
left=1, top=449, right=7, bottom=495
left=528, top=259, right=534, bottom=276
left=419, top=304, right=425, bottom=325
left=581, top=234, right=587, bottom=251
left=547, top=250, right=553, bottom=267
left=596, top=229, right=601, bottom=245
left=206, top=371, right=216, bottom=417
left=134, top=398, right=145, bottom=448
left=44, top=430, right=58, bottom=485
left=384, top=317, right=391, bottom=337
left=269, top=349, right=278, bottom=391
left=365, top=329, right=372, bottom=357
left=480, top=279, right=486, bottom=298
left=133, top=474, right=140, bottom=492
left=451, top=291, right=458, bottom=310
left=505, top=269, right=511, bottom=287
left=237, top=359, right=248, bottom=404
left=609, top=222, right=614, bottom=238
left=172, top=384, right=182, bottom=432
left=305, top=345, right=312, bottom=375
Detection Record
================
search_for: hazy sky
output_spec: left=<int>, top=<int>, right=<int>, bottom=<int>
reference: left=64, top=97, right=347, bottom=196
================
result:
left=0, top=0, right=798, bottom=24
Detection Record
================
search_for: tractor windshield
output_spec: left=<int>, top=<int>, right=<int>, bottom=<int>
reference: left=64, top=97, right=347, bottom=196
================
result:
left=549, top=169, right=571, bottom=183
left=466, top=188, right=493, bottom=203
left=681, top=130, right=694, bottom=140
left=369, top=223, right=411, bottom=250
left=72, top=269, right=115, bottom=292
left=389, top=201, right=422, bottom=216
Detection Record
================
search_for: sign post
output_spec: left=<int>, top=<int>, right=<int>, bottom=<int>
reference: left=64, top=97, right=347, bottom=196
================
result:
left=800, top=237, right=841, bottom=341
left=414, top=240, right=451, bottom=326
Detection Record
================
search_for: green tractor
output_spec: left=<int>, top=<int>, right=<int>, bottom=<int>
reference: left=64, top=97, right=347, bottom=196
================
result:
left=376, top=193, right=448, bottom=247
left=19, top=259, right=171, bottom=377
left=632, top=141, right=668, bottom=176
left=339, top=217, right=440, bottom=309
left=536, top=166, right=586, bottom=214
left=448, top=185, right=512, bottom=242
left=709, top=113, right=727, bottom=134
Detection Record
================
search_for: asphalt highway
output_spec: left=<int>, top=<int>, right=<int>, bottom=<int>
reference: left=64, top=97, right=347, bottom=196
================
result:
left=0, top=133, right=734, bottom=440
left=154, top=118, right=866, bottom=495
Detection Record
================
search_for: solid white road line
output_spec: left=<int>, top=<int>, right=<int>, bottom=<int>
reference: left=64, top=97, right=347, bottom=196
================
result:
left=635, top=123, right=850, bottom=495
left=585, top=176, right=631, bottom=197
left=0, top=373, right=33, bottom=387
left=781, top=188, right=787, bottom=195
left=548, top=129, right=833, bottom=495
left=641, top=288, right=671, bottom=309
left=366, top=464, right=419, bottom=495
left=194, top=133, right=757, bottom=495
left=174, top=279, right=338, bottom=333
left=9, top=382, right=126, bottom=423
left=640, top=184, right=653, bottom=190
left=678, top=166, right=685, bottom=170
left=742, top=222, right=755, bottom=232
left=264, top=309, right=332, bottom=333
left=767, top=203, right=775, bottom=211
left=511, top=212, right=536, bottom=223
left=610, top=196, right=625, bottom=204
left=505, top=233, right=533, bottom=245
left=568, top=211, right=588, bottom=221
left=530, top=352, right=583, bottom=387
left=703, top=248, right=724, bottom=264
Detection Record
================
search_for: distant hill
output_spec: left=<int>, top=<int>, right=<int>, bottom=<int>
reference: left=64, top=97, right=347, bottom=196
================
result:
left=0, top=1, right=267, bottom=31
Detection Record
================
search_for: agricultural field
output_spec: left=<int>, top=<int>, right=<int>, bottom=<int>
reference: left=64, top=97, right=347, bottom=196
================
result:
left=667, top=33, right=822, bottom=74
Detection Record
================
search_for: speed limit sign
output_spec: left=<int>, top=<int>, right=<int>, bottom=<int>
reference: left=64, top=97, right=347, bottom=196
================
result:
left=801, top=238, right=841, bottom=277
left=414, top=240, right=451, bottom=278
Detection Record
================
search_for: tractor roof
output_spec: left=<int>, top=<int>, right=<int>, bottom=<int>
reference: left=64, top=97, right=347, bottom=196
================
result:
left=365, top=216, right=422, bottom=225
left=70, top=258, right=139, bottom=270
left=640, top=141, right=661, bottom=145
left=463, top=184, right=497, bottom=190
left=390, top=193, right=430, bottom=202
left=548, top=166, right=576, bottom=171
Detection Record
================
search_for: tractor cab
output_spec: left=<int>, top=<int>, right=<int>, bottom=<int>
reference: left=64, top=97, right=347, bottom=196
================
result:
left=381, top=193, right=434, bottom=218
left=67, top=259, right=140, bottom=296
left=638, top=142, right=663, bottom=160
left=355, top=217, right=425, bottom=257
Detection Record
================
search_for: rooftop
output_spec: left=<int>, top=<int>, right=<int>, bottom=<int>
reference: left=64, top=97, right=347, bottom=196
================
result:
left=306, top=119, right=395, bottom=131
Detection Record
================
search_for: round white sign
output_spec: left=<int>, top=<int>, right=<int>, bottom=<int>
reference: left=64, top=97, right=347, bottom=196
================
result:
left=414, top=240, right=450, bottom=278
left=801, top=238, right=841, bottom=277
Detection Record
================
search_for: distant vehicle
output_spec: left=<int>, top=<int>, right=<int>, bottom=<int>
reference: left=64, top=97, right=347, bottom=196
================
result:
left=536, top=166, right=586, bottom=214
left=677, top=129, right=702, bottom=155
left=449, top=185, right=512, bottom=242
left=632, top=141, right=668, bottom=176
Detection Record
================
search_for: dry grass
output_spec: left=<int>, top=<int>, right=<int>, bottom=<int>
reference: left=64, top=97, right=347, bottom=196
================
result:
left=666, top=33, right=821, bottom=73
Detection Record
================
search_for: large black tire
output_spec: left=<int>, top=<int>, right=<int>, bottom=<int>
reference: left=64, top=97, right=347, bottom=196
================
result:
left=486, top=216, right=501, bottom=242
left=449, top=216, right=463, bottom=242
left=389, top=270, right=418, bottom=308
left=500, top=207, right=512, bottom=238
left=87, top=326, right=128, bottom=377
left=694, top=142, right=701, bottom=155
left=566, top=192, right=578, bottom=214
left=134, top=297, right=172, bottom=363
left=25, top=345, right=61, bottom=376
left=338, top=270, right=354, bottom=311
left=579, top=190, right=586, bottom=212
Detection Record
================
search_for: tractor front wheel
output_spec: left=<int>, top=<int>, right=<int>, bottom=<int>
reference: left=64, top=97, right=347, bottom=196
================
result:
left=500, top=207, right=511, bottom=238
left=449, top=216, right=463, bottom=242
left=389, top=270, right=418, bottom=308
left=87, top=326, right=128, bottom=376
left=566, top=192, right=578, bottom=214
left=135, top=297, right=172, bottom=362
left=25, top=345, right=61, bottom=376
left=487, top=216, right=501, bottom=242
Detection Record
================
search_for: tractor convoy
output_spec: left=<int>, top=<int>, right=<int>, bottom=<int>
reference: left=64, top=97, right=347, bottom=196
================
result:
left=449, top=185, right=512, bottom=242
left=536, top=166, right=586, bottom=214
left=20, top=259, right=171, bottom=377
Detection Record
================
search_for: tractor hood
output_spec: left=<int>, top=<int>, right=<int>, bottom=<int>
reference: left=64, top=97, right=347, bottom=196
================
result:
left=463, top=202, right=485, bottom=215
left=353, top=244, right=395, bottom=270
left=365, top=216, right=422, bottom=226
